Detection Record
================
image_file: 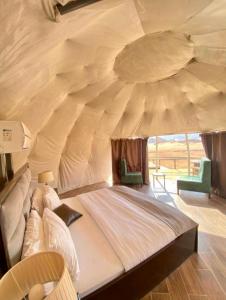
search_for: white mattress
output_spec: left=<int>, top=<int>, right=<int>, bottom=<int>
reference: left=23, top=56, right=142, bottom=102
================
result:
left=63, top=197, right=124, bottom=297
left=79, top=188, right=175, bottom=271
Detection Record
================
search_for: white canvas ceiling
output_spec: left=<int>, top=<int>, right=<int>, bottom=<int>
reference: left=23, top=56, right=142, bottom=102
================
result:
left=1, top=0, right=226, bottom=192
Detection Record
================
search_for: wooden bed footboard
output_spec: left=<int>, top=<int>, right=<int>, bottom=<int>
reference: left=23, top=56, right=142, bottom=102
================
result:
left=83, top=226, right=198, bottom=300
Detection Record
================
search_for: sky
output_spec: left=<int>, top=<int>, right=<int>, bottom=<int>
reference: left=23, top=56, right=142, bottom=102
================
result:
left=148, top=133, right=201, bottom=143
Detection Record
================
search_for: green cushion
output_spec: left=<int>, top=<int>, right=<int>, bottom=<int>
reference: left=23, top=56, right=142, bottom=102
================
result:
left=121, top=175, right=143, bottom=185
left=128, top=172, right=142, bottom=176
left=178, top=175, right=201, bottom=183
left=177, top=157, right=211, bottom=194
left=120, top=159, right=143, bottom=185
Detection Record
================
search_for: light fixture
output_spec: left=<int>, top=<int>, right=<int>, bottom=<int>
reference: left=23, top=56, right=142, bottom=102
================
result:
left=38, top=171, right=54, bottom=185
left=0, top=121, right=31, bottom=187
left=0, top=121, right=31, bottom=154
left=0, top=251, right=78, bottom=300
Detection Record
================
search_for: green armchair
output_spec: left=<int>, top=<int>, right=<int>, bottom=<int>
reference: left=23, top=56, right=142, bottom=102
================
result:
left=120, top=159, right=143, bottom=185
left=177, top=157, right=211, bottom=198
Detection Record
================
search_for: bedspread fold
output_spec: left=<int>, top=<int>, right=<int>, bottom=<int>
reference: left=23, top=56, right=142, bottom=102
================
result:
left=78, top=187, right=197, bottom=271
left=110, top=186, right=197, bottom=236
left=78, top=189, right=168, bottom=270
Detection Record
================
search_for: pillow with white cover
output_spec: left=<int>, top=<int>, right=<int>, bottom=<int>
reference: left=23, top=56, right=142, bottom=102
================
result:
left=43, top=186, right=61, bottom=210
left=43, top=208, right=79, bottom=282
left=31, top=187, right=44, bottom=216
left=22, top=210, right=45, bottom=259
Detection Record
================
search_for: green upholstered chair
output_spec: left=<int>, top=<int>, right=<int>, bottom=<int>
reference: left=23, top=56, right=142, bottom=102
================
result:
left=177, top=157, right=211, bottom=198
left=120, top=159, right=143, bottom=185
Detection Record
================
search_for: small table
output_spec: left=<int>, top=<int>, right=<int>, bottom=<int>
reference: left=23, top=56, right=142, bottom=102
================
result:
left=152, top=172, right=166, bottom=189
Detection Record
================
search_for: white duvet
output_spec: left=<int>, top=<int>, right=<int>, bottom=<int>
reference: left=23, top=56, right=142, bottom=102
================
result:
left=78, top=188, right=176, bottom=271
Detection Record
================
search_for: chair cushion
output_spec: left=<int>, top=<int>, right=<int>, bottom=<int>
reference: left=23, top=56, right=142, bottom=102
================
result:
left=178, top=176, right=201, bottom=183
left=128, top=172, right=142, bottom=176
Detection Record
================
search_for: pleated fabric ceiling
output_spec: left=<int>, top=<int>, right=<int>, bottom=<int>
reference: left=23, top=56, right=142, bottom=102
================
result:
left=1, top=0, right=226, bottom=192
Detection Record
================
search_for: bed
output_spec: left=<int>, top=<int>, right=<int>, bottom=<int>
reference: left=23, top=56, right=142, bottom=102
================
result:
left=0, top=165, right=198, bottom=300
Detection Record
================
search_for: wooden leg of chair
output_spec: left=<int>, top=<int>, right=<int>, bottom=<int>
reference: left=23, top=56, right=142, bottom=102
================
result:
left=208, top=193, right=211, bottom=199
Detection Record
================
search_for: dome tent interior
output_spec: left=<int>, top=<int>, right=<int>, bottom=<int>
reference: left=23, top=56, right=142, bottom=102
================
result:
left=1, top=0, right=226, bottom=192
left=1, top=1, right=226, bottom=299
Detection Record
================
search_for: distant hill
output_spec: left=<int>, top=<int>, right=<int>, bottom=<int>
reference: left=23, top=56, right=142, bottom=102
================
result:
left=148, top=133, right=201, bottom=144
left=149, top=137, right=166, bottom=143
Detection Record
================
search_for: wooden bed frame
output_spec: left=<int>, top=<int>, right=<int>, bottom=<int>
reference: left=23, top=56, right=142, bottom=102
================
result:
left=0, top=165, right=198, bottom=299
left=83, top=227, right=197, bottom=300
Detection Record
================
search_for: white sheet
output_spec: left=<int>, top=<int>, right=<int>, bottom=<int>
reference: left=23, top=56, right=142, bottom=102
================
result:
left=62, top=197, right=124, bottom=297
left=78, top=188, right=176, bottom=271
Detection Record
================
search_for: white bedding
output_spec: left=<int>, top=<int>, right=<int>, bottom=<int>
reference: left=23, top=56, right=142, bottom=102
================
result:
left=78, top=188, right=176, bottom=271
left=63, top=197, right=124, bottom=297
left=62, top=187, right=190, bottom=297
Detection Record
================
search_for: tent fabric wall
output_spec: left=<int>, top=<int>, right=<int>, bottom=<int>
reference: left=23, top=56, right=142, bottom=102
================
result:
left=1, top=0, right=226, bottom=192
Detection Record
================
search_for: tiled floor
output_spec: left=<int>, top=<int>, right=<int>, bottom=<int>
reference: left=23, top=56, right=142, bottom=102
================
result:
left=138, top=179, right=226, bottom=300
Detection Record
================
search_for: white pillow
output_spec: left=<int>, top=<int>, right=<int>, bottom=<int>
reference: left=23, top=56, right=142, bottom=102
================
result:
left=43, top=208, right=79, bottom=282
left=22, top=210, right=45, bottom=259
left=43, top=186, right=61, bottom=210
left=31, top=187, right=44, bottom=216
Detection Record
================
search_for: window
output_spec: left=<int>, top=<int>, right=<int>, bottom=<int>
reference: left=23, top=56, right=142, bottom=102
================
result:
left=148, top=133, right=205, bottom=178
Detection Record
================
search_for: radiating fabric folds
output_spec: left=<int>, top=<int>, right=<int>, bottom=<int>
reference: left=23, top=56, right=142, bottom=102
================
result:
left=1, top=0, right=226, bottom=191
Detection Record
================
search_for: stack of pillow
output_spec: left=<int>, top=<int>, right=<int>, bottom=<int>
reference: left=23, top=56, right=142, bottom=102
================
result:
left=22, top=186, right=82, bottom=284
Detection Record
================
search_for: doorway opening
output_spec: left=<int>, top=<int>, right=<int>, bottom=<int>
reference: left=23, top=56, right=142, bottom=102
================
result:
left=148, top=133, right=205, bottom=188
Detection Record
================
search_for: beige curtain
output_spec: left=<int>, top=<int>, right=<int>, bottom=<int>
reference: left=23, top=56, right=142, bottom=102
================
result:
left=201, top=131, right=226, bottom=198
left=111, top=138, right=149, bottom=185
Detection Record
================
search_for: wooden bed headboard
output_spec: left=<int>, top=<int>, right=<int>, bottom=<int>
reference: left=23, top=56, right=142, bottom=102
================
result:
left=0, top=164, right=32, bottom=273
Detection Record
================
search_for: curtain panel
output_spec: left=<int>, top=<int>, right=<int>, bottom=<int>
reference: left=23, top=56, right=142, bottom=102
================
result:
left=201, top=131, right=226, bottom=198
left=111, top=138, right=149, bottom=185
